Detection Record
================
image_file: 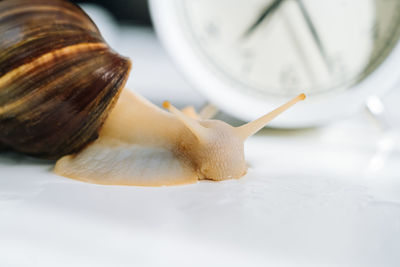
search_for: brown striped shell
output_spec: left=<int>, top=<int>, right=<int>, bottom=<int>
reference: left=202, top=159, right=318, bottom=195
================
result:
left=0, top=0, right=131, bottom=159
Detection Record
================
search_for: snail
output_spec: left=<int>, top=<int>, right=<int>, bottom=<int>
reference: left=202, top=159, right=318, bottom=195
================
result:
left=0, top=0, right=305, bottom=186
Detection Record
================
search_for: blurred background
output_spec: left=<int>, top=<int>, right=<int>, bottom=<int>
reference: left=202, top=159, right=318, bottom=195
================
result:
left=72, top=0, right=152, bottom=25
left=68, top=0, right=400, bottom=127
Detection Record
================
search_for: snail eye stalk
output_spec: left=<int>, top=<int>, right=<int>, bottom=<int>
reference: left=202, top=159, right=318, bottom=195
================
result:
left=235, top=94, right=306, bottom=140
left=163, top=101, right=209, bottom=141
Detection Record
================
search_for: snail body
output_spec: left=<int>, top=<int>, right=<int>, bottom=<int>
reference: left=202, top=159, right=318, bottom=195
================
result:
left=0, top=0, right=305, bottom=186
left=54, top=89, right=305, bottom=186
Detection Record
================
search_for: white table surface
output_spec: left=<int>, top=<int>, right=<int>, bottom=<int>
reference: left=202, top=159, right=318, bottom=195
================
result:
left=1, top=6, right=400, bottom=267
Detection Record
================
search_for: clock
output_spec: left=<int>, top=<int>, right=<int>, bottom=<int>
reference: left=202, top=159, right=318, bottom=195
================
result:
left=149, top=0, right=400, bottom=127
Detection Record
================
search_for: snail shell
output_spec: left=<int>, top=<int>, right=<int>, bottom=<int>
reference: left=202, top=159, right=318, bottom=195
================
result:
left=0, top=0, right=131, bottom=159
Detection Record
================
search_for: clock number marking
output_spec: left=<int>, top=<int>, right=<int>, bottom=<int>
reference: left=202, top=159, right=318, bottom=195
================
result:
left=205, top=21, right=220, bottom=39
left=280, top=65, right=299, bottom=91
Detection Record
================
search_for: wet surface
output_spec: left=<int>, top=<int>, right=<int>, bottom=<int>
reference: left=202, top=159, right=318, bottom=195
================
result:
left=1, top=114, right=400, bottom=267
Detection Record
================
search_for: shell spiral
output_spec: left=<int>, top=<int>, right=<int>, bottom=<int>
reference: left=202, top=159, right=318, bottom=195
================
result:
left=0, top=0, right=131, bottom=159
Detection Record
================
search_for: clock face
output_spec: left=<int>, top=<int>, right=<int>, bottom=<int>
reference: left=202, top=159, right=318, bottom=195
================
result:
left=175, top=0, right=400, bottom=98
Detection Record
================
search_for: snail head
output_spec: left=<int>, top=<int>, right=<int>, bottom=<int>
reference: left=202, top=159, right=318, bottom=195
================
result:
left=163, top=93, right=305, bottom=181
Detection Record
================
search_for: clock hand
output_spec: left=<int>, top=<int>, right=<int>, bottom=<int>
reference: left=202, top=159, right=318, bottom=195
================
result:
left=294, top=0, right=333, bottom=72
left=242, top=0, right=285, bottom=38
